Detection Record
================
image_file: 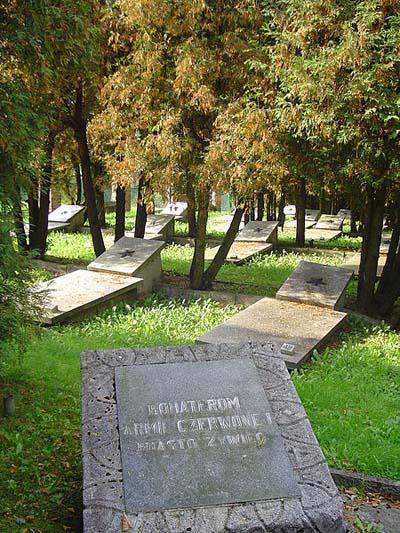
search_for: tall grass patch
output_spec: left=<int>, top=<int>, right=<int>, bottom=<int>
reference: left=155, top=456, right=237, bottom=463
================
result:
left=293, top=320, right=400, bottom=480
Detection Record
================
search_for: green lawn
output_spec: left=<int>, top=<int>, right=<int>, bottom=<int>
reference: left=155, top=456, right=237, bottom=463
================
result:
left=1, top=223, right=398, bottom=532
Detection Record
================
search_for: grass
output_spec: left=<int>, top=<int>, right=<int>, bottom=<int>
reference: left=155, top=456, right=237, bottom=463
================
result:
left=0, top=295, right=239, bottom=533
left=293, top=319, right=400, bottom=480
left=2, top=216, right=398, bottom=531
left=162, top=244, right=344, bottom=295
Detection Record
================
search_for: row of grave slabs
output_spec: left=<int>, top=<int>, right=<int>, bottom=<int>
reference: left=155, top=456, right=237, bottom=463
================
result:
left=81, top=257, right=352, bottom=531
left=284, top=209, right=346, bottom=242
left=32, top=205, right=352, bottom=531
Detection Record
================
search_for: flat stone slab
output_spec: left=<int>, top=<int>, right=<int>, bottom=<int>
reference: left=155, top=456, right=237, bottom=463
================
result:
left=48, top=204, right=86, bottom=230
left=24, top=221, right=70, bottom=234
left=205, top=241, right=273, bottom=264
left=211, top=214, right=245, bottom=233
left=315, top=214, right=344, bottom=231
left=116, top=359, right=300, bottom=513
left=197, top=297, right=347, bottom=369
left=305, top=228, right=342, bottom=241
left=32, top=270, right=143, bottom=325
left=81, top=343, right=346, bottom=532
left=284, top=219, right=316, bottom=230
left=305, top=209, right=321, bottom=221
left=337, top=209, right=351, bottom=222
left=236, top=221, right=278, bottom=243
left=276, top=260, right=353, bottom=310
left=143, top=214, right=174, bottom=236
left=342, top=253, right=386, bottom=278
left=283, top=204, right=296, bottom=215
left=87, top=236, right=164, bottom=277
left=161, top=201, right=188, bottom=220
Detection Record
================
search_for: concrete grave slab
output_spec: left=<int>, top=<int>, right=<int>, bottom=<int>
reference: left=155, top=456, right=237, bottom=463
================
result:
left=161, top=201, right=188, bottom=220
left=284, top=219, right=316, bottom=230
left=197, top=297, right=347, bottom=369
left=315, top=214, right=345, bottom=231
left=305, top=228, right=342, bottom=241
left=205, top=241, right=273, bottom=265
left=24, top=221, right=70, bottom=234
left=342, top=253, right=386, bottom=278
left=81, top=343, right=346, bottom=533
left=305, top=209, right=321, bottom=221
left=87, top=236, right=165, bottom=295
left=48, top=204, right=86, bottom=231
left=144, top=214, right=175, bottom=241
left=337, top=209, right=351, bottom=222
left=211, top=214, right=245, bottom=233
left=283, top=204, right=296, bottom=216
left=236, top=221, right=278, bottom=243
left=276, top=260, right=353, bottom=310
left=32, top=270, right=143, bottom=325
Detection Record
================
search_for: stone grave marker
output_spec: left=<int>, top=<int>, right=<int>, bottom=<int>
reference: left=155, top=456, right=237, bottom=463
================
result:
left=337, top=209, right=351, bottom=222
left=197, top=297, right=347, bottom=369
left=81, top=343, right=346, bottom=532
left=304, top=228, right=342, bottom=242
left=205, top=241, right=273, bottom=265
left=315, top=214, right=345, bottom=231
left=284, top=219, right=316, bottom=230
left=24, top=221, right=70, bottom=235
left=283, top=204, right=296, bottom=216
left=87, top=236, right=165, bottom=295
left=161, top=201, right=188, bottom=221
left=32, top=270, right=143, bottom=325
left=276, top=260, right=353, bottom=310
left=127, top=214, right=175, bottom=242
left=236, top=221, right=278, bottom=243
left=48, top=204, right=86, bottom=231
left=305, top=209, right=321, bottom=221
left=342, top=253, right=386, bottom=278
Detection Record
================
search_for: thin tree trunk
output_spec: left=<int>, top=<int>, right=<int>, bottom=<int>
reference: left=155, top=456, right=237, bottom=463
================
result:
left=12, top=186, right=28, bottom=252
left=256, top=192, right=264, bottom=221
left=357, top=183, right=386, bottom=312
left=190, top=187, right=209, bottom=289
left=295, top=177, right=306, bottom=247
left=96, top=189, right=106, bottom=227
left=28, top=174, right=39, bottom=251
left=134, top=174, right=147, bottom=238
left=186, top=178, right=197, bottom=237
left=201, top=205, right=244, bottom=289
left=115, top=185, right=126, bottom=241
left=72, top=86, right=105, bottom=257
left=278, top=186, right=285, bottom=228
left=34, top=131, right=56, bottom=257
left=75, top=162, right=82, bottom=204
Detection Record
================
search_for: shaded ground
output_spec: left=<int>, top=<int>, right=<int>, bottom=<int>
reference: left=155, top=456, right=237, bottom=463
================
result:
left=342, top=488, right=400, bottom=532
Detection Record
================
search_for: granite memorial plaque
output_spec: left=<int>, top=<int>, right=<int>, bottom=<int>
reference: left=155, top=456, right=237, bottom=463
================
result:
left=305, top=209, right=321, bottom=221
left=197, top=297, right=347, bottom=369
left=161, top=201, right=188, bottom=220
left=205, top=241, right=273, bottom=264
left=48, top=204, right=86, bottom=231
left=32, top=269, right=143, bottom=324
left=315, top=214, right=344, bottom=231
left=81, top=343, right=346, bottom=532
left=115, top=359, right=300, bottom=513
left=236, top=221, right=278, bottom=243
left=276, top=260, right=353, bottom=310
left=283, top=204, right=296, bottom=216
left=304, top=228, right=342, bottom=241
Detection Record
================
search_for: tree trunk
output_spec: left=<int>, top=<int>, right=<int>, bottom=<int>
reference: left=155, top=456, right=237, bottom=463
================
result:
left=134, top=174, right=147, bottom=238
left=72, top=86, right=105, bottom=257
left=75, top=162, right=82, bottom=204
left=295, top=177, right=306, bottom=247
left=201, top=205, right=244, bottom=289
left=357, top=183, right=386, bottom=312
left=256, top=193, right=264, bottom=221
left=373, top=199, right=400, bottom=315
left=12, top=186, right=28, bottom=252
left=96, top=189, right=106, bottom=227
left=115, top=185, right=126, bottom=241
left=28, top=174, right=39, bottom=251
left=278, top=186, right=285, bottom=228
left=186, top=178, right=197, bottom=237
left=34, top=131, right=56, bottom=257
left=190, top=187, right=209, bottom=289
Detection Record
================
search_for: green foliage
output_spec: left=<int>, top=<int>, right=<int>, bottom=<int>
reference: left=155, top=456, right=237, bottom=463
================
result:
left=293, top=319, right=400, bottom=480
left=0, top=198, right=39, bottom=362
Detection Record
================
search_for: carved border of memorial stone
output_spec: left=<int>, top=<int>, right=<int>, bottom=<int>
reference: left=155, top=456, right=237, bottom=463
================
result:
left=81, top=343, right=345, bottom=533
